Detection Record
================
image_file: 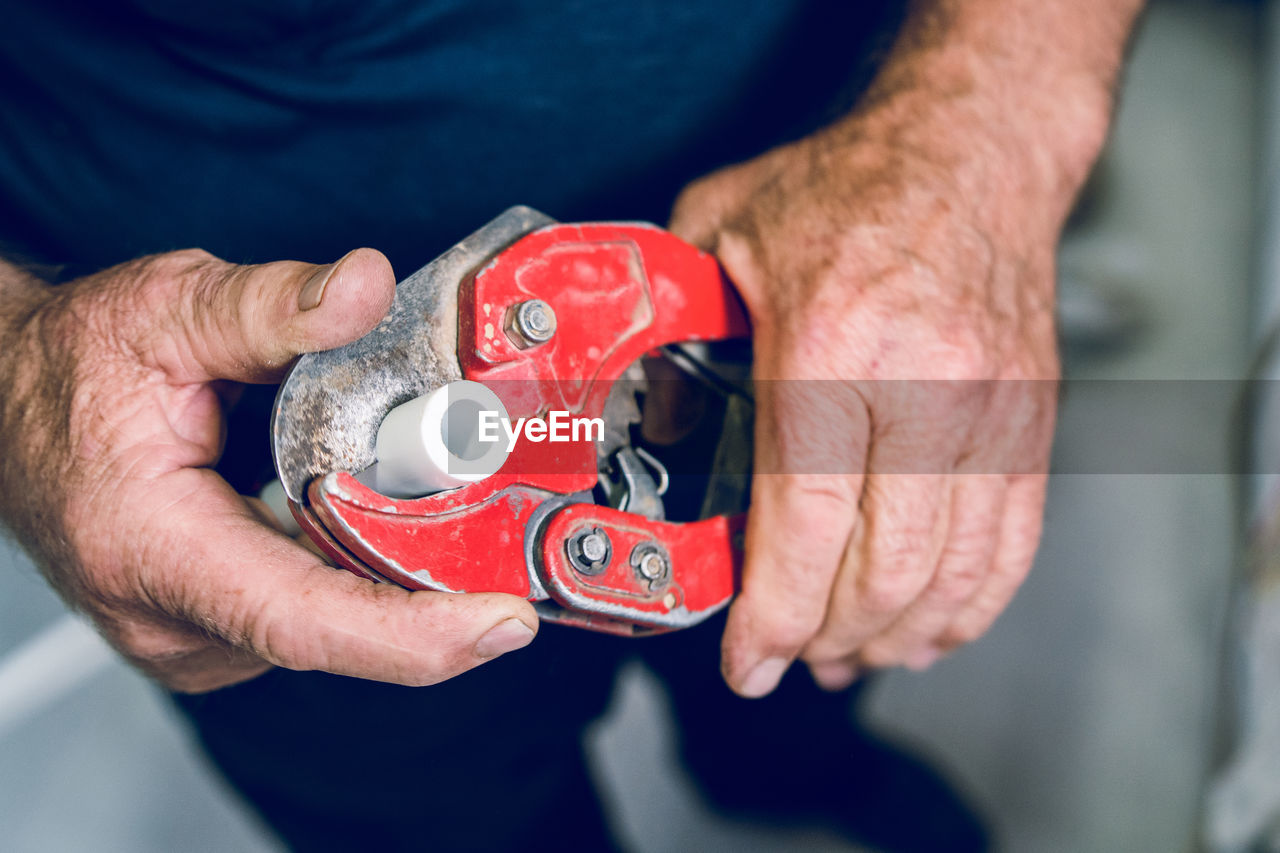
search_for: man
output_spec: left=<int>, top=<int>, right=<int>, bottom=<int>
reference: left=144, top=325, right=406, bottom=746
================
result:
left=0, top=0, right=1142, bottom=849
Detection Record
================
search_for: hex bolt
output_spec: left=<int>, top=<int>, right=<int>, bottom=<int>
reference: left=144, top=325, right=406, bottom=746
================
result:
left=629, top=542, right=671, bottom=590
left=567, top=527, right=612, bottom=576
left=506, top=299, right=556, bottom=348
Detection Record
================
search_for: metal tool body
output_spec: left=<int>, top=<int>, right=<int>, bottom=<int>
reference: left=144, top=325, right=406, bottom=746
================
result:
left=271, top=207, right=751, bottom=635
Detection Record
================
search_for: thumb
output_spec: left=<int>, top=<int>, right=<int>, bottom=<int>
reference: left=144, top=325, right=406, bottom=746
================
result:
left=153, top=247, right=395, bottom=384
left=152, top=471, right=540, bottom=687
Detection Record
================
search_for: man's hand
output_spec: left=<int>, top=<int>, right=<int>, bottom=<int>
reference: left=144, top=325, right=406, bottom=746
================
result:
left=671, top=132, right=1057, bottom=696
left=671, top=0, right=1143, bottom=697
left=0, top=249, right=538, bottom=693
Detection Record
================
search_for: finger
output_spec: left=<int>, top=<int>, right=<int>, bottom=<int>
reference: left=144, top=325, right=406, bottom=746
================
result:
left=854, top=474, right=1006, bottom=671
left=935, top=474, right=1048, bottom=651
left=142, top=247, right=395, bottom=384
left=722, top=474, right=859, bottom=698
left=244, top=495, right=321, bottom=556
left=158, top=645, right=274, bottom=691
left=719, top=381, right=868, bottom=699
left=668, top=173, right=737, bottom=251
left=292, top=530, right=329, bottom=559
left=157, top=646, right=274, bottom=692
left=243, top=496, right=284, bottom=533
left=800, top=472, right=950, bottom=683
left=138, top=470, right=540, bottom=688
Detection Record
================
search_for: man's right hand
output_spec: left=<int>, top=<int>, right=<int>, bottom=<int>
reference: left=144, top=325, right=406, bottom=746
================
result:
left=0, top=248, right=539, bottom=693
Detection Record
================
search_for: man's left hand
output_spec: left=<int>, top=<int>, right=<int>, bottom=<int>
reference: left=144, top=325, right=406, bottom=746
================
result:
left=670, top=124, right=1059, bottom=697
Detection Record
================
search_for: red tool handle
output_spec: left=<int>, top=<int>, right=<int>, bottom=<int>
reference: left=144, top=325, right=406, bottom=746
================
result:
left=305, top=222, right=750, bottom=632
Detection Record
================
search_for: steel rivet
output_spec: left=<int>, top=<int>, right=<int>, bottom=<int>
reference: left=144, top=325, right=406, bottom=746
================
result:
left=629, top=541, right=671, bottom=590
left=567, top=527, right=611, bottom=575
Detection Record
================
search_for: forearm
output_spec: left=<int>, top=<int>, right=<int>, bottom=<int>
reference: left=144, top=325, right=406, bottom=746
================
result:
left=831, top=0, right=1145, bottom=242
left=0, top=256, right=51, bottom=320
left=0, top=258, right=74, bottom=583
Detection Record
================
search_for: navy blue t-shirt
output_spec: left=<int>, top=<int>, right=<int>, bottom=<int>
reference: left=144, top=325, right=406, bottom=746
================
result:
left=0, top=0, right=902, bottom=490
left=0, top=9, right=918, bottom=848
left=0, top=0, right=900, bottom=278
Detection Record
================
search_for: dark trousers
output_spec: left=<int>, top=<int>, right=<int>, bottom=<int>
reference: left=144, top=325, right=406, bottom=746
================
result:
left=175, top=610, right=987, bottom=852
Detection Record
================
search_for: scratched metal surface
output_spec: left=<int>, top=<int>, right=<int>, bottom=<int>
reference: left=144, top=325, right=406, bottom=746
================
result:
left=271, top=206, right=554, bottom=505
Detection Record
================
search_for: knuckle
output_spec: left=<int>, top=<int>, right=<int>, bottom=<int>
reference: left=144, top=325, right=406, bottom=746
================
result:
left=930, top=559, right=988, bottom=607
left=935, top=574, right=983, bottom=608
left=69, top=250, right=227, bottom=360
left=673, top=173, right=717, bottom=210
left=742, top=595, right=825, bottom=654
left=241, top=594, right=310, bottom=672
left=161, top=247, right=218, bottom=267
left=746, top=496, right=854, bottom=574
left=935, top=332, right=993, bottom=380
left=761, top=386, right=866, bottom=468
left=238, top=576, right=467, bottom=685
left=858, top=568, right=920, bottom=615
left=142, top=248, right=222, bottom=283
left=783, top=477, right=856, bottom=525
left=786, top=309, right=849, bottom=360
left=133, top=249, right=219, bottom=306
left=875, top=315, right=994, bottom=384
left=139, top=249, right=231, bottom=322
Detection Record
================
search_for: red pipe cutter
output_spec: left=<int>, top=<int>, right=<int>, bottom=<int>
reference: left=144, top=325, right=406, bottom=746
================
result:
left=271, top=207, right=752, bottom=635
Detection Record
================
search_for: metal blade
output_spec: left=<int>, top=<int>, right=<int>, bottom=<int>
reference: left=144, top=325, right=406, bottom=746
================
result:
left=271, top=206, right=555, bottom=504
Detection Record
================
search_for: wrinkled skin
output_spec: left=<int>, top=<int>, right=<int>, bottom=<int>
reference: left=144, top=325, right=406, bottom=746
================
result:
left=0, top=0, right=1140, bottom=699
left=658, top=0, right=1145, bottom=698
left=670, top=125, right=1059, bottom=696
left=0, top=249, right=539, bottom=692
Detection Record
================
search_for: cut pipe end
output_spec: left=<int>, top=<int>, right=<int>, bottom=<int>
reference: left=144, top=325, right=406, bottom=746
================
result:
left=372, top=380, right=510, bottom=498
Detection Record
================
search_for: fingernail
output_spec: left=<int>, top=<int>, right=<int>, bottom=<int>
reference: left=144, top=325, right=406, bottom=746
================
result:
left=474, top=618, right=535, bottom=660
left=737, top=656, right=790, bottom=698
left=810, top=662, right=859, bottom=692
left=298, top=254, right=349, bottom=311
left=905, top=647, right=941, bottom=671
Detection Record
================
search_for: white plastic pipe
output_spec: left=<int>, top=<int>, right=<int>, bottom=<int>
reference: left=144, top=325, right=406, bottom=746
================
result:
left=370, top=380, right=511, bottom=498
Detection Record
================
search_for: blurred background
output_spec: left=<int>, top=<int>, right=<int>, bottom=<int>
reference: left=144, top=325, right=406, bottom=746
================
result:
left=0, top=0, right=1269, bottom=850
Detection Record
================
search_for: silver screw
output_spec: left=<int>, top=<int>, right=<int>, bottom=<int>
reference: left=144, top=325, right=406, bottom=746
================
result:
left=567, top=527, right=612, bottom=575
left=508, top=299, right=556, bottom=348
